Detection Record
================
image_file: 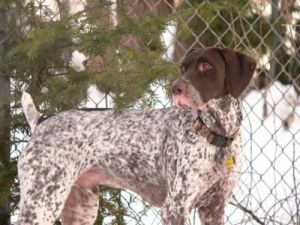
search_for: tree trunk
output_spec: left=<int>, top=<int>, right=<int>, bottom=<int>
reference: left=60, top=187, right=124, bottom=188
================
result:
left=0, top=7, right=11, bottom=225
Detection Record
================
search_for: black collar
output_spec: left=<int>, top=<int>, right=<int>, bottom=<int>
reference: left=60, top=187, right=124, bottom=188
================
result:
left=193, top=112, right=238, bottom=148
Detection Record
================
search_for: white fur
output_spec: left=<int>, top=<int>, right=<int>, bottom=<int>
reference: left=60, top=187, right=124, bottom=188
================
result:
left=21, top=92, right=41, bottom=131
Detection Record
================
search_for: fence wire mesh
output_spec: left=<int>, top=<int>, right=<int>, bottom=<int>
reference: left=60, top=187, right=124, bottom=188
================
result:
left=10, top=0, right=300, bottom=225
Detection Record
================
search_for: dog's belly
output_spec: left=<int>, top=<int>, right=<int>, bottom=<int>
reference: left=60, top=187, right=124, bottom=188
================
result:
left=76, top=167, right=167, bottom=207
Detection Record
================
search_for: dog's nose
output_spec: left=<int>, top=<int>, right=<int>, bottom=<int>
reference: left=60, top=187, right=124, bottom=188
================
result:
left=172, top=79, right=186, bottom=96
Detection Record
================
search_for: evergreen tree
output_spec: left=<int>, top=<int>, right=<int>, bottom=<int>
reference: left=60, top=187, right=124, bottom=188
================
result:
left=0, top=3, right=12, bottom=225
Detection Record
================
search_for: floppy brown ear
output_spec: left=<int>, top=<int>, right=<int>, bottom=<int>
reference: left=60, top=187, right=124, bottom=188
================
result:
left=218, top=48, right=256, bottom=98
left=185, top=48, right=197, bottom=57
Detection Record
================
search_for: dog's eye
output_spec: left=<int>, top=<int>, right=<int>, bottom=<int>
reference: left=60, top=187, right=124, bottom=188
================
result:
left=198, top=62, right=212, bottom=72
left=180, top=65, right=186, bottom=73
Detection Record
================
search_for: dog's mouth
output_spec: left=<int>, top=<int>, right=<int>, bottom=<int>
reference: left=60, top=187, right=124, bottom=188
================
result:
left=173, top=95, right=206, bottom=111
left=176, top=101, right=190, bottom=109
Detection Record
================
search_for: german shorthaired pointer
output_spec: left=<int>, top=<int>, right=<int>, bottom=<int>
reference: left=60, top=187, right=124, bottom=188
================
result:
left=17, top=47, right=256, bottom=225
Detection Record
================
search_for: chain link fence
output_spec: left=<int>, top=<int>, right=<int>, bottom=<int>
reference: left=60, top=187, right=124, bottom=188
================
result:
left=10, top=0, right=300, bottom=224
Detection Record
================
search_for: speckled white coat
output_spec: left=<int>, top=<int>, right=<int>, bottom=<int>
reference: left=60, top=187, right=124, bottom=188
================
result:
left=18, top=94, right=243, bottom=225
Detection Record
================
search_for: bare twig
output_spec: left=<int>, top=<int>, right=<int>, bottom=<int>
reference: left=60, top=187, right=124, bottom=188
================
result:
left=230, top=195, right=265, bottom=225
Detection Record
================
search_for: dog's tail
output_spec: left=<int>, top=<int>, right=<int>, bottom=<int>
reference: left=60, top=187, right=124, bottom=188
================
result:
left=21, top=92, right=41, bottom=131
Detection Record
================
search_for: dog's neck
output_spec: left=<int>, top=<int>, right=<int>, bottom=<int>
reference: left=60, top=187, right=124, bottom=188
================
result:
left=193, top=95, right=242, bottom=137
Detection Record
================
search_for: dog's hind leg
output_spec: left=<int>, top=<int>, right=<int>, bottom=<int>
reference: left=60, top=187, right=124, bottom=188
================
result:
left=17, top=145, right=75, bottom=225
left=61, top=185, right=99, bottom=225
left=17, top=165, right=72, bottom=225
left=17, top=195, right=64, bottom=225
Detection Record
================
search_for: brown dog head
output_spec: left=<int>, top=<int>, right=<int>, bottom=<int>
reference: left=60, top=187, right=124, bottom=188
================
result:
left=172, top=47, right=256, bottom=110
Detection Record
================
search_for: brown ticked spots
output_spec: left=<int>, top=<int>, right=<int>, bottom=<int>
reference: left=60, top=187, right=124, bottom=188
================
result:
left=18, top=50, right=249, bottom=225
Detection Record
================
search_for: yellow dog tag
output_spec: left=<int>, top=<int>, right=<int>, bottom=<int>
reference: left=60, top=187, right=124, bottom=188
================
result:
left=226, top=156, right=235, bottom=171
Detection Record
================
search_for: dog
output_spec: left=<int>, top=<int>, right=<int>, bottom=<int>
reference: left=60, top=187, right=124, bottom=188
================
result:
left=17, top=47, right=256, bottom=225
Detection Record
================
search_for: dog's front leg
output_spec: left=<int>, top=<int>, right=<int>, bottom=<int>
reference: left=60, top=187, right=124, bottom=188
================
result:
left=160, top=177, right=194, bottom=225
left=160, top=168, right=209, bottom=225
left=197, top=171, right=240, bottom=225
